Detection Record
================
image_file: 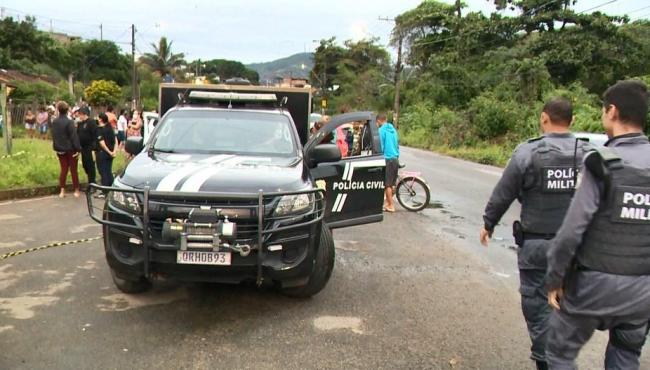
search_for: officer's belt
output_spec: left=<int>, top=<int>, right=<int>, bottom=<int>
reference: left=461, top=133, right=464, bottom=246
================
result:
left=523, top=232, right=555, bottom=240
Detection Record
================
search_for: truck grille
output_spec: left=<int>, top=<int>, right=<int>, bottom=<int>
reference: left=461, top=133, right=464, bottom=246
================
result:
left=147, top=197, right=266, bottom=243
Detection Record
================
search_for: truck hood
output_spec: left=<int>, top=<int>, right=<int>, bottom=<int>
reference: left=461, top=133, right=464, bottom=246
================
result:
left=118, top=152, right=309, bottom=193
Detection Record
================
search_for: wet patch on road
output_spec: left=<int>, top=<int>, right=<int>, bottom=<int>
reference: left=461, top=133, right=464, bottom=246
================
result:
left=427, top=201, right=444, bottom=209
left=441, top=227, right=467, bottom=239
left=76, top=260, right=97, bottom=270
left=0, top=296, right=60, bottom=319
left=0, top=241, right=26, bottom=249
left=70, top=224, right=101, bottom=234
left=336, top=253, right=472, bottom=276
left=34, top=273, right=75, bottom=296
left=421, top=201, right=467, bottom=222
left=313, top=316, right=364, bottom=334
left=0, top=269, right=77, bottom=319
left=0, top=213, right=21, bottom=221
left=489, top=271, right=512, bottom=278
left=335, top=240, right=360, bottom=252
left=0, top=258, right=107, bottom=320
left=97, top=287, right=189, bottom=312
left=0, top=264, right=29, bottom=290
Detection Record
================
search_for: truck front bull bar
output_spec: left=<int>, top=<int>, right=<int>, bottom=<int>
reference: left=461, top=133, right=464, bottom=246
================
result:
left=86, top=184, right=326, bottom=286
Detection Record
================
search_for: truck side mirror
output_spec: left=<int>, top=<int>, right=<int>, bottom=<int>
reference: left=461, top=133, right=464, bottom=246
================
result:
left=125, top=136, right=144, bottom=155
left=308, top=143, right=341, bottom=167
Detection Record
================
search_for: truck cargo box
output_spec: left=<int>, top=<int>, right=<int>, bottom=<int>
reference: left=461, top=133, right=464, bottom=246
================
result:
left=159, top=83, right=312, bottom=144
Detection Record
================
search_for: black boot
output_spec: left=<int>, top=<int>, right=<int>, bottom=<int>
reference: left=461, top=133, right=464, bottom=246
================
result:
left=536, top=360, right=548, bottom=370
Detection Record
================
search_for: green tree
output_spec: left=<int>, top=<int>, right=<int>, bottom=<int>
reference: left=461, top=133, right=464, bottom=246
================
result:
left=57, top=39, right=131, bottom=87
left=311, top=38, right=391, bottom=112
left=138, top=65, right=162, bottom=111
left=10, top=81, right=58, bottom=104
left=526, top=12, right=642, bottom=93
left=139, top=37, right=185, bottom=77
left=84, top=80, right=122, bottom=107
left=311, top=37, right=346, bottom=91
left=201, top=59, right=259, bottom=83
left=0, top=16, right=67, bottom=77
left=392, top=1, right=458, bottom=67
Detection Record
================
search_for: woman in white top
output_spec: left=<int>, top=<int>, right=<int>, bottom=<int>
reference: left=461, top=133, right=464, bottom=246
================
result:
left=117, top=109, right=128, bottom=148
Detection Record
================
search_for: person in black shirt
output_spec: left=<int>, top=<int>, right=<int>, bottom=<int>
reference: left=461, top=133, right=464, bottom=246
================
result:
left=76, top=106, right=97, bottom=188
left=95, top=113, right=117, bottom=197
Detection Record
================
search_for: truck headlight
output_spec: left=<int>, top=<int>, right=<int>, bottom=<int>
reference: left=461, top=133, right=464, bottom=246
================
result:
left=109, top=191, right=141, bottom=214
left=274, top=194, right=313, bottom=216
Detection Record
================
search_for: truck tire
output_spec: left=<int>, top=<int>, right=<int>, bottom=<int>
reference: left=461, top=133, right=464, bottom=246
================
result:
left=110, top=268, right=152, bottom=294
left=281, top=224, right=335, bottom=298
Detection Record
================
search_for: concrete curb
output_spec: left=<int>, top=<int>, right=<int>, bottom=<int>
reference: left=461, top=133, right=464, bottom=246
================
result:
left=0, top=183, right=89, bottom=202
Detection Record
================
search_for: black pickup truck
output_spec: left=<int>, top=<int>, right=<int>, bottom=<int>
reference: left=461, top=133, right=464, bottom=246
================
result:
left=87, top=83, right=386, bottom=297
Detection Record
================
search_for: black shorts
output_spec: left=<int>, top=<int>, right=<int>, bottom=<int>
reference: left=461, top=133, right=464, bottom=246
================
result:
left=385, top=158, right=399, bottom=187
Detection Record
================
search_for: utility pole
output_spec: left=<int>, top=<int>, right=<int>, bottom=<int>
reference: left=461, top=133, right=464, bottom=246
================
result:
left=321, top=61, right=327, bottom=115
left=100, top=24, right=103, bottom=40
left=393, top=34, right=403, bottom=128
left=378, top=16, right=403, bottom=127
left=131, top=24, right=137, bottom=109
left=68, top=73, right=74, bottom=97
left=1, top=83, right=11, bottom=155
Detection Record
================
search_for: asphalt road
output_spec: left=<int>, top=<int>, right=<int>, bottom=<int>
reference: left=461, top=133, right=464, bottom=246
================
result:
left=0, top=146, right=648, bottom=369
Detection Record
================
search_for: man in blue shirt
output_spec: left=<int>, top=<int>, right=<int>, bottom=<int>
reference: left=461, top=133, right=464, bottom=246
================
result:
left=378, top=113, right=400, bottom=212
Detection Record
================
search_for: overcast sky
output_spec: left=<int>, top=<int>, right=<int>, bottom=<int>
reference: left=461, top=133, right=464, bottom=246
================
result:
left=1, top=0, right=648, bottom=64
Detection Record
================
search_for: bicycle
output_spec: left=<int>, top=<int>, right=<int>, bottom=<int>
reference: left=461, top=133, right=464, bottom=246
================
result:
left=395, top=164, right=431, bottom=212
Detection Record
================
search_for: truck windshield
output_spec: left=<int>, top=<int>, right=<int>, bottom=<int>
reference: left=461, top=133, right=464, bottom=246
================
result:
left=152, top=110, right=297, bottom=156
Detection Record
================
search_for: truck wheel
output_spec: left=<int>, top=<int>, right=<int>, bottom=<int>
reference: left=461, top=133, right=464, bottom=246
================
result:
left=110, top=268, right=152, bottom=294
left=281, top=225, right=335, bottom=298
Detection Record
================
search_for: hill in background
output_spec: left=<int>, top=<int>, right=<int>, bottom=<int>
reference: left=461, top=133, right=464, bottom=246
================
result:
left=247, top=52, right=313, bottom=84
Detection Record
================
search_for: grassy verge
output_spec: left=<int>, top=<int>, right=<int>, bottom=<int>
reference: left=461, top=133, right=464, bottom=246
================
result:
left=429, top=144, right=512, bottom=167
left=0, top=138, right=127, bottom=190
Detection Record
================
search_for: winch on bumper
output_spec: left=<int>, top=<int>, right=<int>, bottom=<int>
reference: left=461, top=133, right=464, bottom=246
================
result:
left=162, top=209, right=252, bottom=257
left=87, top=184, right=326, bottom=288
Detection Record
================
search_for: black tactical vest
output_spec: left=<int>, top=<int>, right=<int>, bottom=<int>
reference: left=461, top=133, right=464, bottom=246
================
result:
left=520, top=137, right=588, bottom=234
left=578, top=147, right=650, bottom=275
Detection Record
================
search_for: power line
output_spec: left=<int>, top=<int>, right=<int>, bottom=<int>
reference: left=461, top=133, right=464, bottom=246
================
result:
left=627, top=4, right=650, bottom=14
left=0, top=6, right=127, bottom=28
left=636, top=11, right=650, bottom=19
left=64, top=26, right=132, bottom=80
left=576, top=0, right=618, bottom=14
left=412, top=0, right=564, bottom=47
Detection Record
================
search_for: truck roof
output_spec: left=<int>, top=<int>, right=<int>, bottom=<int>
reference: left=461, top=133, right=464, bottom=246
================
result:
left=159, top=83, right=312, bottom=145
left=167, top=105, right=293, bottom=117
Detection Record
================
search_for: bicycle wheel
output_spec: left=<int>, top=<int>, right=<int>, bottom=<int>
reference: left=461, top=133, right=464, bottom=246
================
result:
left=396, top=176, right=431, bottom=212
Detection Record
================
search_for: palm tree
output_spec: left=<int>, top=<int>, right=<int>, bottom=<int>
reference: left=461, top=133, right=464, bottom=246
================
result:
left=140, top=37, right=185, bottom=76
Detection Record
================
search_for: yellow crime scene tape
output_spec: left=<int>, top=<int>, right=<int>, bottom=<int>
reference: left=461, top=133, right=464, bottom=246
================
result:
left=0, top=236, right=102, bottom=261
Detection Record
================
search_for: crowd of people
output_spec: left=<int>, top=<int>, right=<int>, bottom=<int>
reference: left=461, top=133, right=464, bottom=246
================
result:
left=310, top=112, right=400, bottom=213
left=47, top=101, right=143, bottom=198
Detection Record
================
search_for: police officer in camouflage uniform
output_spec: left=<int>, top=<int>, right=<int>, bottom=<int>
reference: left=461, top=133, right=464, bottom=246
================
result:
left=546, top=80, right=650, bottom=369
left=480, top=97, right=589, bottom=370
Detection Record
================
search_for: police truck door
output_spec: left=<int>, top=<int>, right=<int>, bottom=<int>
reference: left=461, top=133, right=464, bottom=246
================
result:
left=305, top=112, right=385, bottom=228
